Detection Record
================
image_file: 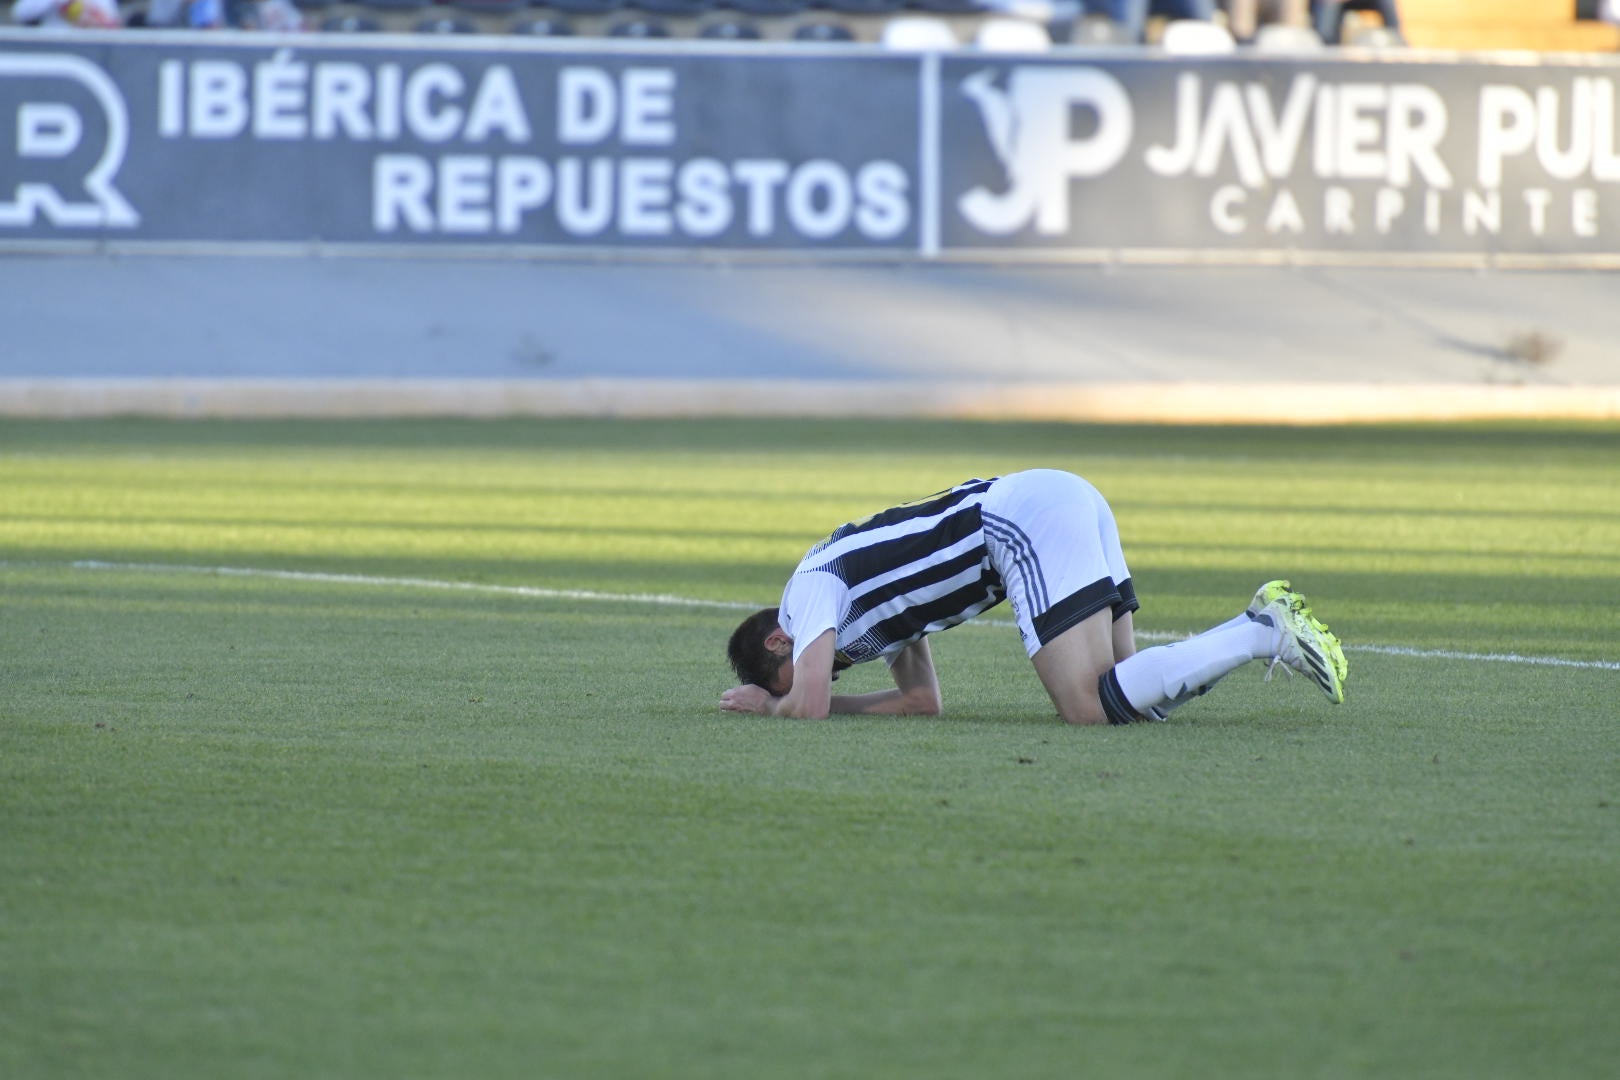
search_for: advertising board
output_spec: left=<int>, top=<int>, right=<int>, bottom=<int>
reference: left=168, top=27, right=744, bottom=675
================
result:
left=4, top=31, right=1619, bottom=261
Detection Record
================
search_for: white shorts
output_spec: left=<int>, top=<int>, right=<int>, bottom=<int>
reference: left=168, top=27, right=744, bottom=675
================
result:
left=980, top=469, right=1137, bottom=657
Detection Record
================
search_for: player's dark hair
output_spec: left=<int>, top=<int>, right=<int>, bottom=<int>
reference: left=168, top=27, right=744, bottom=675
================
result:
left=728, top=607, right=783, bottom=688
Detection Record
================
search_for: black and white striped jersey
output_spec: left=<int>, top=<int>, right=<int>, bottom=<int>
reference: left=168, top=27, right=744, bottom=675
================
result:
left=779, top=478, right=1007, bottom=666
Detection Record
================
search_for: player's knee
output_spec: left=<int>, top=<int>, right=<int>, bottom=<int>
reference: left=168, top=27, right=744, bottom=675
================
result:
left=1096, top=667, right=1151, bottom=725
left=906, top=686, right=943, bottom=716
left=1059, top=701, right=1110, bottom=726
left=1032, top=658, right=1112, bottom=725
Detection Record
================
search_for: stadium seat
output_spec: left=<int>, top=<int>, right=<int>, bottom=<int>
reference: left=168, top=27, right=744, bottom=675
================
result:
left=792, top=19, right=854, bottom=39
left=723, top=0, right=806, bottom=15
left=415, top=13, right=478, bottom=29
left=1252, top=22, right=1323, bottom=51
left=814, top=0, right=903, bottom=15
left=974, top=16, right=1050, bottom=49
left=1344, top=23, right=1404, bottom=48
left=1158, top=17, right=1234, bottom=52
left=880, top=14, right=956, bottom=47
left=453, top=0, right=526, bottom=13
left=543, top=0, right=623, bottom=14
left=699, top=16, right=762, bottom=35
left=511, top=13, right=576, bottom=30
left=608, top=15, right=671, bottom=33
left=906, top=0, right=981, bottom=12
left=1066, top=13, right=1135, bottom=44
left=630, top=0, right=711, bottom=14
left=319, top=12, right=383, bottom=28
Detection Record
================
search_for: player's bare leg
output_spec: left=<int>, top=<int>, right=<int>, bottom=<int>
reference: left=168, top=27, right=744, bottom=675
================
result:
left=1030, top=608, right=1120, bottom=726
left=1111, top=610, right=1138, bottom=662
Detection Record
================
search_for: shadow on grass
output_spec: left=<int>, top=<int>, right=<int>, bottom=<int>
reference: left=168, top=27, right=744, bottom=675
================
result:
left=3, top=417, right=1618, bottom=464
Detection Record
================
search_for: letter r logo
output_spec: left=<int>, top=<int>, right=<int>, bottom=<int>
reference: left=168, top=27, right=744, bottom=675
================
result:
left=0, top=53, right=138, bottom=229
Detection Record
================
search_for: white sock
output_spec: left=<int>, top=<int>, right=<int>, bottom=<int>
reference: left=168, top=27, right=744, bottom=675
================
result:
left=1141, top=610, right=1265, bottom=717
left=1145, top=683, right=1207, bottom=722
left=1207, top=611, right=1255, bottom=634
left=1111, top=620, right=1276, bottom=715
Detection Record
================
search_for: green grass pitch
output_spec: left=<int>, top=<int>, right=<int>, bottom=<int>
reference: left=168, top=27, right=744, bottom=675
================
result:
left=2, top=417, right=1617, bottom=1079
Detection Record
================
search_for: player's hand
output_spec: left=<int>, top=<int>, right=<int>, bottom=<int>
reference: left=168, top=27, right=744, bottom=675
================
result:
left=719, top=684, right=774, bottom=714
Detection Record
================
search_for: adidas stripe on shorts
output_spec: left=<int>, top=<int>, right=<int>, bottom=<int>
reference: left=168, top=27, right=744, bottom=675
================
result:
left=980, top=469, right=1138, bottom=657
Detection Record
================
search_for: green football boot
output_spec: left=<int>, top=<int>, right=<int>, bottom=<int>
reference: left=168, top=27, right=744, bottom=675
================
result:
left=1254, top=595, right=1348, bottom=705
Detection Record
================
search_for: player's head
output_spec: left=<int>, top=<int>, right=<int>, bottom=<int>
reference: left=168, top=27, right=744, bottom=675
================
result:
left=728, top=607, right=793, bottom=695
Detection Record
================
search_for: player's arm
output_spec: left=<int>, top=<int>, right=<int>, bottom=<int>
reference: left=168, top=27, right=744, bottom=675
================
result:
left=829, top=638, right=942, bottom=716
left=719, top=629, right=838, bottom=719
left=770, top=629, right=838, bottom=718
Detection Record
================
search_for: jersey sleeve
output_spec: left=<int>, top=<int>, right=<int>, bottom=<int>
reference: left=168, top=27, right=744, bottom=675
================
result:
left=779, top=571, right=849, bottom=666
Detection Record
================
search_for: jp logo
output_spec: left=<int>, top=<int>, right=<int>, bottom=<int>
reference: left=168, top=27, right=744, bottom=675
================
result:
left=958, top=67, right=1133, bottom=236
left=0, top=54, right=138, bottom=228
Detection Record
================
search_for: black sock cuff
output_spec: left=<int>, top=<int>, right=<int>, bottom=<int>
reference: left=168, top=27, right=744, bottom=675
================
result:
left=1098, top=669, right=1148, bottom=726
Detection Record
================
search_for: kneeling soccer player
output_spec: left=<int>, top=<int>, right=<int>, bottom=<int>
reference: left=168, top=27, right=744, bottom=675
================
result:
left=720, top=469, right=1346, bottom=724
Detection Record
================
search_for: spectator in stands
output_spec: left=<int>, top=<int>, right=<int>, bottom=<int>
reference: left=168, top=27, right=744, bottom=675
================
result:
left=249, top=0, right=303, bottom=29
left=1311, top=0, right=1402, bottom=43
left=12, top=0, right=121, bottom=25
left=1087, top=0, right=1218, bottom=41
left=138, top=0, right=185, bottom=24
left=171, top=0, right=302, bottom=29
left=186, top=0, right=225, bottom=25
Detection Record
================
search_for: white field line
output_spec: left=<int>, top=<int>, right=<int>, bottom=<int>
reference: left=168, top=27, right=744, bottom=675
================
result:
left=63, top=559, right=763, bottom=613
left=20, top=560, right=1620, bottom=675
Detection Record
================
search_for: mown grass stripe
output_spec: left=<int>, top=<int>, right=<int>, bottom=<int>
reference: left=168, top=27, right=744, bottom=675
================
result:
left=28, top=560, right=1619, bottom=674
